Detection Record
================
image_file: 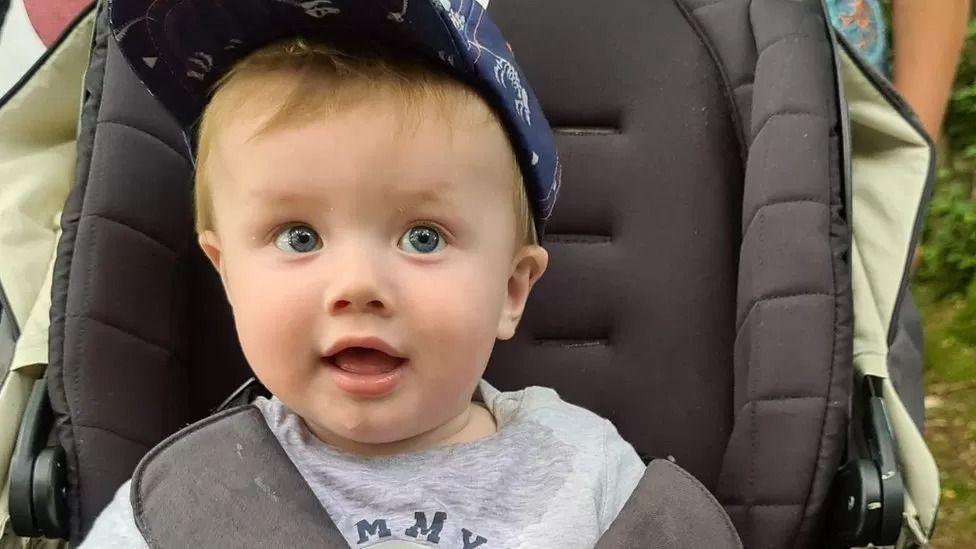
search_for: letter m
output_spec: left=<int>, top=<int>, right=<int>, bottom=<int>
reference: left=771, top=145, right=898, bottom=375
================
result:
left=356, top=519, right=392, bottom=544
left=404, top=511, right=447, bottom=543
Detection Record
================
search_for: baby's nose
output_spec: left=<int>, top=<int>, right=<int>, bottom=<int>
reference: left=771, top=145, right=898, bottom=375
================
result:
left=324, top=250, right=391, bottom=315
left=329, top=278, right=389, bottom=314
left=332, top=297, right=385, bottom=313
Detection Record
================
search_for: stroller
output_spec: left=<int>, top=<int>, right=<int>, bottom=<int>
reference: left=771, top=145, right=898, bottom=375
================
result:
left=0, top=0, right=940, bottom=547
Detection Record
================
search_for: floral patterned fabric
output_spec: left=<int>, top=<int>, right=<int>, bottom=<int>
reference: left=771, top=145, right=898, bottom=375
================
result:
left=825, top=0, right=889, bottom=75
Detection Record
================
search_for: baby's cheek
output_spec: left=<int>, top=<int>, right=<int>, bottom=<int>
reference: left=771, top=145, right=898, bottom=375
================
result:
left=409, top=276, right=501, bottom=367
left=231, top=271, right=317, bottom=375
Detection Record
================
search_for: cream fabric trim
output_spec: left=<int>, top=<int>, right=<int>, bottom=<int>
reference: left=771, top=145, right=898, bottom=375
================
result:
left=0, top=9, right=94, bottom=547
left=8, top=236, right=59, bottom=373
left=840, top=48, right=940, bottom=536
left=0, top=38, right=88, bottom=329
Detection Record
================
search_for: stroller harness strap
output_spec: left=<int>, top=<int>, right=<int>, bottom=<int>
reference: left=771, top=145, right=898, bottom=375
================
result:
left=130, top=405, right=347, bottom=548
left=129, top=405, right=742, bottom=548
left=595, top=460, right=743, bottom=549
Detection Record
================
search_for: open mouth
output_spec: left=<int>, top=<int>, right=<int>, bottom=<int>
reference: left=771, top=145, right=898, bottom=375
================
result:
left=323, top=344, right=408, bottom=398
left=324, top=347, right=407, bottom=374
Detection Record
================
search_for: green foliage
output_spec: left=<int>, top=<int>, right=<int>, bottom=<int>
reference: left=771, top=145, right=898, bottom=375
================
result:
left=951, top=277, right=976, bottom=346
left=918, top=19, right=976, bottom=299
left=945, top=20, right=976, bottom=162
left=917, top=172, right=976, bottom=298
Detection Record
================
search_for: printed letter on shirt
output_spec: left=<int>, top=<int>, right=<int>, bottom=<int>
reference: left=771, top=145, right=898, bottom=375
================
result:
left=356, top=519, right=393, bottom=544
left=404, top=511, right=447, bottom=543
left=461, top=528, right=488, bottom=548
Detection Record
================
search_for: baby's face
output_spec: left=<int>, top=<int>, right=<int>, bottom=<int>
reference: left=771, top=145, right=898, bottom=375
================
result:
left=199, top=94, right=545, bottom=450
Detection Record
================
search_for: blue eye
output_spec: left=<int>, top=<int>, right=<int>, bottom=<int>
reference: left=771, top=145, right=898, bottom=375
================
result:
left=399, top=226, right=445, bottom=254
left=274, top=225, right=321, bottom=254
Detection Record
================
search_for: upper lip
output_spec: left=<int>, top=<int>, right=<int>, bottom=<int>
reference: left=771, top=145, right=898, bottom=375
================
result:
left=322, top=336, right=406, bottom=360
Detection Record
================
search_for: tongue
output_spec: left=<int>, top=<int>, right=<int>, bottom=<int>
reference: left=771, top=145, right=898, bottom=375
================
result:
left=332, top=348, right=402, bottom=375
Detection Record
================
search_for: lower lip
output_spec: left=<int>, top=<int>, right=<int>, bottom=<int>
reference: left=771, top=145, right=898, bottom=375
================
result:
left=326, top=360, right=406, bottom=398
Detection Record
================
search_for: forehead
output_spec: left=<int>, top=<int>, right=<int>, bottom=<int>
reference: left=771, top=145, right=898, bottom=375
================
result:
left=244, top=173, right=463, bottom=209
left=208, top=92, right=517, bottom=204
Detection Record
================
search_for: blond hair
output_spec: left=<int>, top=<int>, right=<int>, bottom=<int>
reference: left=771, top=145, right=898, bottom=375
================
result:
left=194, top=37, right=536, bottom=246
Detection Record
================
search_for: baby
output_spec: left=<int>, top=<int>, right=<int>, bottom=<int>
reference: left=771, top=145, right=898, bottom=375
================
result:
left=85, top=1, right=645, bottom=547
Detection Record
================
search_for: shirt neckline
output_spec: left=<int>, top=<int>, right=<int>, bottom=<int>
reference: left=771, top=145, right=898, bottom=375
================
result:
left=265, top=378, right=526, bottom=464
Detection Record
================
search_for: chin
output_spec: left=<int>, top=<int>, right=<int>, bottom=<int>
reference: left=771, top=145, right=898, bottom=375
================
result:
left=347, top=429, right=408, bottom=445
left=327, top=409, right=414, bottom=444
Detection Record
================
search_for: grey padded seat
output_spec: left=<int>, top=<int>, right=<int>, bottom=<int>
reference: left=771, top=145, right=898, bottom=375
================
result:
left=47, top=0, right=852, bottom=547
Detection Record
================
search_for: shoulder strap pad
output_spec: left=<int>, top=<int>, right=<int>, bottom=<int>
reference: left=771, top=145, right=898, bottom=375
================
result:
left=132, top=408, right=740, bottom=547
left=596, top=459, right=743, bottom=548
left=131, top=405, right=347, bottom=548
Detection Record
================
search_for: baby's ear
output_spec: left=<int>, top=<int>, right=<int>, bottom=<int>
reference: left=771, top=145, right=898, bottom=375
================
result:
left=497, top=244, right=548, bottom=340
left=198, top=230, right=225, bottom=281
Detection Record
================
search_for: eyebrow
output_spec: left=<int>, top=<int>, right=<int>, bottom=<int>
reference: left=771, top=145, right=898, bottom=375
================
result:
left=390, top=185, right=455, bottom=208
left=246, top=187, right=313, bottom=203
left=244, top=180, right=457, bottom=207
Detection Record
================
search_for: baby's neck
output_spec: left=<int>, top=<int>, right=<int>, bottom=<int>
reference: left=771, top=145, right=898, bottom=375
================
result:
left=307, top=401, right=497, bottom=456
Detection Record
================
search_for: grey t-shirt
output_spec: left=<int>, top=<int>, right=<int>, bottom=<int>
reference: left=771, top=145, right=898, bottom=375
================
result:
left=81, top=381, right=645, bottom=548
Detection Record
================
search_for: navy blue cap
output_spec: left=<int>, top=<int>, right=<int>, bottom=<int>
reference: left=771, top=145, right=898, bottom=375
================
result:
left=107, top=0, right=561, bottom=235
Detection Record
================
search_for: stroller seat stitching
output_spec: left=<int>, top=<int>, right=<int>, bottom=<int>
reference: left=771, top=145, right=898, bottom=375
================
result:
left=675, top=0, right=750, bottom=164
left=752, top=111, right=828, bottom=147
left=757, top=31, right=827, bottom=62
left=735, top=293, right=833, bottom=338
left=73, top=423, right=154, bottom=450
left=742, top=198, right=827, bottom=239
left=97, top=120, right=192, bottom=164
left=745, top=210, right=765, bottom=524
left=81, top=214, right=181, bottom=256
left=64, top=313, right=185, bottom=362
